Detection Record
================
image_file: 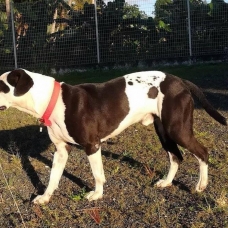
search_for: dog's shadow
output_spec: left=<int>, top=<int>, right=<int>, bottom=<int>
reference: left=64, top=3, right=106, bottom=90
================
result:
left=101, top=145, right=190, bottom=193
left=0, top=126, right=93, bottom=197
left=0, top=125, right=190, bottom=200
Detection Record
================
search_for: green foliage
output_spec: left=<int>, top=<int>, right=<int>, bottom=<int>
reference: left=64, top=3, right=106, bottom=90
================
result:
left=0, top=0, right=228, bottom=70
left=70, top=187, right=87, bottom=201
left=189, top=0, right=228, bottom=55
left=123, top=3, right=147, bottom=19
left=158, top=20, right=171, bottom=31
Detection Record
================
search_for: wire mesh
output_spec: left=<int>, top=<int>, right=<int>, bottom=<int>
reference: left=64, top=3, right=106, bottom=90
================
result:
left=190, top=0, right=228, bottom=57
left=98, top=0, right=157, bottom=63
left=13, top=1, right=97, bottom=70
left=0, top=0, right=228, bottom=71
left=0, top=3, right=15, bottom=73
left=152, top=0, right=190, bottom=59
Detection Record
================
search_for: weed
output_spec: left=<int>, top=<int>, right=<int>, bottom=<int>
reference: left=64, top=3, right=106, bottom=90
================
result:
left=70, top=187, right=87, bottom=201
left=122, top=150, right=132, bottom=158
left=113, top=166, right=120, bottom=174
left=143, top=164, right=155, bottom=179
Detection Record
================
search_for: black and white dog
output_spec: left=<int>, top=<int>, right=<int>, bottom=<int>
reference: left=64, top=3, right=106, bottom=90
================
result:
left=0, top=69, right=226, bottom=204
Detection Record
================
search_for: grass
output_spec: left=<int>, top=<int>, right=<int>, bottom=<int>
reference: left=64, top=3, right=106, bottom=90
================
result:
left=55, top=62, right=228, bottom=84
left=0, top=62, right=228, bottom=227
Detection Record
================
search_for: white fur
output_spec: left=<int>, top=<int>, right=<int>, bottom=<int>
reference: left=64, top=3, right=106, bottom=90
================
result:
left=86, top=147, right=106, bottom=201
left=101, top=71, right=166, bottom=141
left=156, top=152, right=179, bottom=188
left=23, top=70, right=55, bottom=116
left=195, top=156, right=208, bottom=192
left=33, top=140, right=69, bottom=204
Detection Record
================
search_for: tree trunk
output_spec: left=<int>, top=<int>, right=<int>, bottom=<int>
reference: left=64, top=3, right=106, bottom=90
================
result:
left=50, top=8, right=58, bottom=34
left=5, top=0, right=10, bottom=24
left=68, top=0, right=73, bottom=6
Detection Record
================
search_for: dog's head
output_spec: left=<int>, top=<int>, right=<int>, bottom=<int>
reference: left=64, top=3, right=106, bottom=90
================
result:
left=0, top=69, right=34, bottom=110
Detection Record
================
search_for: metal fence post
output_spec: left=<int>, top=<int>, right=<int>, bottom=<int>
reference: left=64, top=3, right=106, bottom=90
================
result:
left=187, top=0, right=192, bottom=57
left=10, top=1, right=18, bottom=69
left=94, top=1, right=100, bottom=64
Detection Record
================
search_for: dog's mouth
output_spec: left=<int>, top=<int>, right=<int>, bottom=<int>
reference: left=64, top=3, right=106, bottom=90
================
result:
left=0, top=106, right=7, bottom=111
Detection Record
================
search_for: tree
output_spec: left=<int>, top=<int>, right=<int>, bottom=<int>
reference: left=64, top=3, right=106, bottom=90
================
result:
left=0, top=0, right=14, bottom=68
left=123, top=3, right=147, bottom=19
left=95, top=0, right=157, bottom=62
left=154, top=0, right=190, bottom=57
left=71, top=0, right=93, bottom=10
left=5, top=0, right=10, bottom=23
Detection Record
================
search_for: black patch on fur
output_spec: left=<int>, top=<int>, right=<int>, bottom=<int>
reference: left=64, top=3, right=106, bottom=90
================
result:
left=0, top=81, right=10, bottom=93
left=128, top=81, right=133, bottom=85
left=136, top=79, right=141, bottom=83
left=61, top=77, right=130, bottom=155
left=154, top=117, right=183, bottom=162
left=160, top=74, right=209, bottom=163
left=160, top=74, right=184, bottom=95
left=7, top=69, right=34, bottom=96
left=148, top=86, right=158, bottom=99
left=153, top=76, right=158, bottom=81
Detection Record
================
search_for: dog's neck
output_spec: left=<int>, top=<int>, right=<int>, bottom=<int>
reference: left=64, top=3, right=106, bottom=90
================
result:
left=12, top=72, right=57, bottom=119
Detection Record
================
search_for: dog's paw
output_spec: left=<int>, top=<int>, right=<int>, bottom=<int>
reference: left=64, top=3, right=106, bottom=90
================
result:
left=86, top=191, right=103, bottom=201
left=155, top=179, right=172, bottom=188
left=195, top=182, right=208, bottom=192
left=33, top=194, right=50, bottom=204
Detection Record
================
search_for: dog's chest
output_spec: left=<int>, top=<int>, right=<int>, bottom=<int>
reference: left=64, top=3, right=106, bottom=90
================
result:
left=49, top=123, right=77, bottom=144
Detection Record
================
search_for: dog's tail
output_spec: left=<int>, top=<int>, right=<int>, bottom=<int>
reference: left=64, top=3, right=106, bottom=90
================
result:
left=183, top=80, right=227, bottom=126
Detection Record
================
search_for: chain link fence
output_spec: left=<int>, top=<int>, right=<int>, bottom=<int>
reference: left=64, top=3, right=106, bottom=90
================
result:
left=0, top=2, right=15, bottom=71
left=0, top=0, right=228, bottom=72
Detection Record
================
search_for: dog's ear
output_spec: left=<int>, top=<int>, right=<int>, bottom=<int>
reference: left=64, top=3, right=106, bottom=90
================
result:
left=7, top=69, right=34, bottom=96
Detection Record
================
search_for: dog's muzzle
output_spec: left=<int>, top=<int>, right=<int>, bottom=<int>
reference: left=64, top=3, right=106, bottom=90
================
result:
left=0, top=106, right=7, bottom=110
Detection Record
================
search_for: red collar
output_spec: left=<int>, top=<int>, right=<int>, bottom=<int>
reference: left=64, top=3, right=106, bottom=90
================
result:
left=39, top=81, right=61, bottom=126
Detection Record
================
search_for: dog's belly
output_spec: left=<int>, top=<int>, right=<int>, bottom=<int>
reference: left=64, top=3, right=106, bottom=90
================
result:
left=101, top=114, right=153, bottom=142
left=101, top=98, right=159, bottom=142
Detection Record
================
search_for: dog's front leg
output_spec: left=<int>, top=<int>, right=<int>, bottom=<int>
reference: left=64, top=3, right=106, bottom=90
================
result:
left=33, top=141, right=68, bottom=204
left=86, top=146, right=106, bottom=201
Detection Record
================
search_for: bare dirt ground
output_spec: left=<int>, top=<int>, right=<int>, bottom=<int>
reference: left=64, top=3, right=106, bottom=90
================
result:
left=0, top=67, right=227, bottom=227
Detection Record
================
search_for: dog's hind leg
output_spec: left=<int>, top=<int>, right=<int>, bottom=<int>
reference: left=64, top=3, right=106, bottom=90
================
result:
left=195, top=157, right=208, bottom=192
left=33, top=141, right=69, bottom=204
left=154, top=117, right=183, bottom=188
left=86, top=145, right=106, bottom=201
left=173, top=136, right=208, bottom=192
left=162, top=91, right=209, bottom=192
